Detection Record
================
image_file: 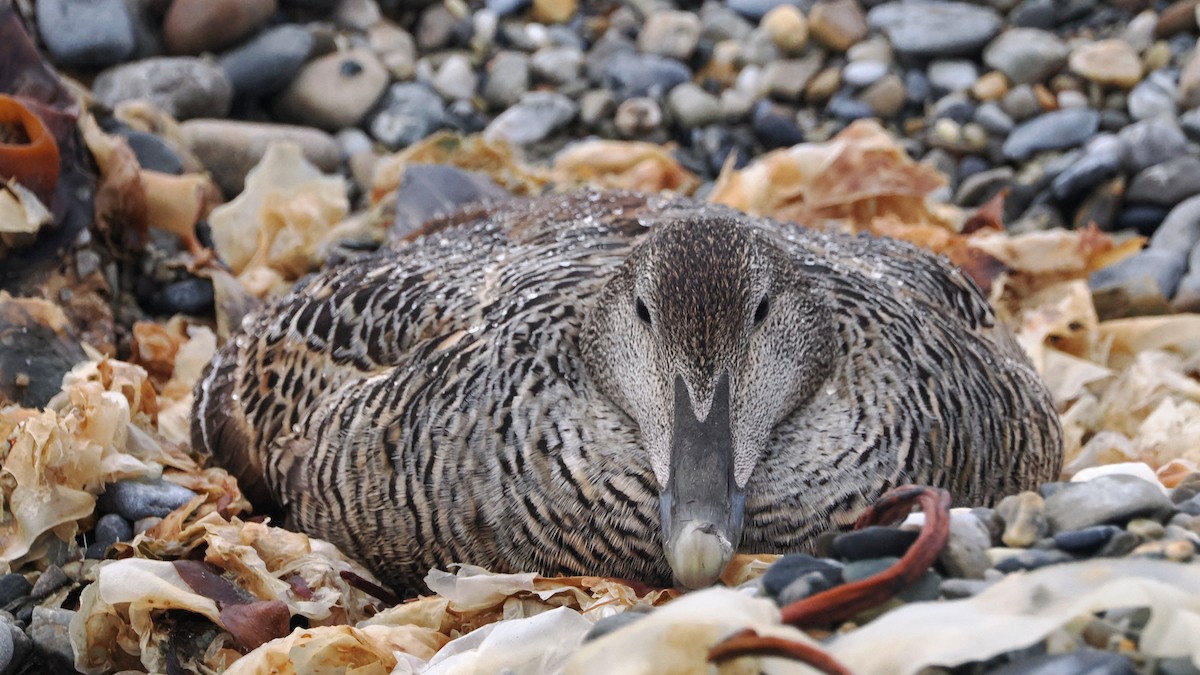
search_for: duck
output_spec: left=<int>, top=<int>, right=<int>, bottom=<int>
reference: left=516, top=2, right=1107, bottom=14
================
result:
left=193, top=190, right=1062, bottom=594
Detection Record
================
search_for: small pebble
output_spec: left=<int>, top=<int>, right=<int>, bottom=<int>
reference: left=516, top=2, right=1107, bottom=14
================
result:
left=96, top=478, right=199, bottom=522
left=992, top=548, right=1074, bottom=573
left=0, top=575, right=31, bottom=608
left=995, top=491, right=1047, bottom=547
left=832, top=526, right=919, bottom=561
left=986, top=649, right=1136, bottom=675
left=1053, top=525, right=1121, bottom=554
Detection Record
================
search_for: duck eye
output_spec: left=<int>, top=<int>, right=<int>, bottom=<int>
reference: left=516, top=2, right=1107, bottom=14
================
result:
left=635, top=296, right=652, bottom=326
left=753, top=296, right=769, bottom=326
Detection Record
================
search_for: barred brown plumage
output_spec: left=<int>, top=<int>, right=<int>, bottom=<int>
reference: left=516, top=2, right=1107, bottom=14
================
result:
left=192, top=190, right=1062, bottom=594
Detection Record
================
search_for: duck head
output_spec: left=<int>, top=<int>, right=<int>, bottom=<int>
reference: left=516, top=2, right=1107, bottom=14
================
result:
left=581, top=215, right=836, bottom=588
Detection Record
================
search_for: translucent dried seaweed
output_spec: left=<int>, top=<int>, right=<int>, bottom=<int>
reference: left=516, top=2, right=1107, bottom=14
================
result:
left=370, top=132, right=549, bottom=205
left=551, top=140, right=701, bottom=194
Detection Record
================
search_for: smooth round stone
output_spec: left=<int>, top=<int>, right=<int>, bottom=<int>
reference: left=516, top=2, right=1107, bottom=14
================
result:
left=842, top=60, right=888, bottom=88
left=668, top=83, right=722, bottom=129
left=1090, top=248, right=1189, bottom=304
left=275, top=48, right=387, bottom=130
left=0, top=619, right=14, bottom=675
left=832, top=526, right=919, bottom=561
left=1044, top=475, right=1176, bottom=534
left=957, top=155, right=992, bottom=181
left=867, top=0, right=1002, bottom=58
left=1119, top=115, right=1188, bottom=173
left=218, top=25, right=314, bottom=100
left=927, top=59, right=978, bottom=93
left=701, top=5, right=754, bottom=42
left=147, top=277, right=215, bottom=315
left=974, top=102, right=1014, bottom=134
left=163, top=0, right=276, bottom=56
left=991, top=548, right=1073, bottom=573
left=904, top=69, right=931, bottom=104
left=29, top=566, right=68, bottom=601
left=1069, top=39, right=1143, bottom=89
left=940, top=578, right=992, bottom=599
left=1002, top=108, right=1100, bottom=161
left=827, top=92, right=874, bottom=121
left=1053, top=524, right=1121, bottom=554
left=1127, top=156, right=1200, bottom=207
left=602, top=52, right=691, bottom=101
left=1009, top=0, right=1056, bottom=29
left=762, top=4, right=809, bottom=53
left=1181, top=42, right=1200, bottom=110
left=367, top=83, right=447, bottom=149
left=940, top=512, right=992, bottom=580
left=809, top=0, right=868, bottom=52
left=995, top=491, right=1047, bottom=548
left=93, top=57, right=233, bottom=120
left=843, top=557, right=941, bottom=602
left=484, top=91, right=577, bottom=146
left=761, top=553, right=843, bottom=599
left=530, top=46, right=583, bottom=87
left=728, top=0, right=800, bottom=21
left=988, top=649, right=1136, bottom=675
left=96, top=478, right=199, bottom=521
left=859, top=74, right=906, bottom=117
left=763, top=54, right=826, bottom=102
left=983, top=28, right=1068, bottom=85
left=638, top=10, right=702, bottom=60
left=1050, top=151, right=1121, bottom=202
left=1117, top=205, right=1169, bottom=235
left=35, top=0, right=135, bottom=68
left=1001, top=84, right=1043, bottom=122
left=0, top=574, right=32, bottom=607
left=486, top=0, right=530, bottom=16
left=483, top=52, right=530, bottom=110
left=182, top=119, right=339, bottom=196
left=29, top=608, right=74, bottom=671
left=933, top=93, right=975, bottom=123
left=369, top=22, right=417, bottom=81
left=1128, top=75, right=1179, bottom=121
left=121, top=130, right=184, bottom=175
left=431, top=55, right=478, bottom=102
left=94, top=513, right=134, bottom=548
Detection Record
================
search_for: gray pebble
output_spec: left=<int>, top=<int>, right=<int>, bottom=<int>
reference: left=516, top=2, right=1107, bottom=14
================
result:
left=28, top=567, right=68, bottom=601
left=121, top=130, right=184, bottom=175
left=1150, top=195, right=1200, bottom=256
left=667, top=83, right=722, bottom=129
left=842, top=60, right=888, bottom=88
left=1009, top=0, right=1057, bottom=29
left=0, top=576, right=30, bottom=609
left=1001, top=84, right=1043, bottom=122
left=531, top=46, right=584, bottom=87
left=94, top=513, right=134, bottom=549
left=583, top=610, right=649, bottom=642
left=939, top=578, right=993, bottom=599
left=832, top=526, right=919, bottom=561
left=1050, top=151, right=1121, bottom=203
left=1053, top=525, right=1121, bottom=554
left=1118, top=115, right=1189, bottom=174
left=93, top=57, right=233, bottom=120
left=431, top=54, right=478, bottom=101
left=97, top=478, right=198, bottom=522
left=763, top=53, right=826, bottom=102
left=940, top=512, right=992, bottom=580
left=1091, top=249, right=1188, bottom=309
left=483, top=52, right=530, bottom=110
left=1002, top=108, right=1099, bottom=161
left=1127, top=156, right=1200, bottom=207
left=701, top=4, right=755, bottom=41
left=30, top=608, right=75, bottom=671
left=974, top=102, right=1014, bottom=135
left=602, top=52, right=691, bottom=101
left=1128, top=72, right=1179, bottom=122
left=1043, top=475, right=1175, bottom=534
left=36, top=0, right=135, bottom=69
left=927, top=59, right=978, bottom=94
left=368, top=83, right=448, bottom=149
left=727, top=0, right=799, bottom=21
left=992, top=548, right=1074, bottom=573
left=867, top=0, right=1002, bottom=58
left=219, top=25, right=313, bottom=100
left=982, top=28, right=1067, bottom=85
left=391, top=165, right=509, bottom=240
left=638, top=9, right=702, bottom=61
left=843, top=557, right=940, bottom=602
left=987, top=648, right=1135, bottom=675
left=0, top=616, right=30, bottom=675
left=484, top=91, right=577, bottom=146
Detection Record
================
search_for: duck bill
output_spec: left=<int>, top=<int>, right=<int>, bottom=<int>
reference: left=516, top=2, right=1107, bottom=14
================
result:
left=660, top=373, right=746, bottom=589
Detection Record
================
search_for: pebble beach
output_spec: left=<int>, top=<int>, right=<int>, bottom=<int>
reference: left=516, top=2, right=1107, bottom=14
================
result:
left=3, top=0, right=1200, bottom=672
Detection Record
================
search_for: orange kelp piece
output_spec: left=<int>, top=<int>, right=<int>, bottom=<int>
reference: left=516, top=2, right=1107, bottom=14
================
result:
left=0, top=94, right=59, bottom=203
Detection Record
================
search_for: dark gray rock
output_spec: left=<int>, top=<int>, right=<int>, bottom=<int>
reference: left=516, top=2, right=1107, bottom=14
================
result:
left=94, top=513, right=134, bottom=549
left=0, top=576, right=30, bottom=608
left=752, top=104, right=806, bottom=149
left=832, top=526, right=919, bottom=561
left=1043, top=475, right=1176, bottom=533
left=1090, top=249, right=1188, bottom=303
left=0, top=615, right=30, bottom=675
left=867, top=0, right=1001, bottom=58
left=486, top=0, right=530, bottom=16
left=583, top=610, right=649, bottom=642
left=974, top=102, right=1014, bottom=135
left=1118, top=205, right=1168, bottom=236
left=30, top=608, right=74, bottom=672
left=1127, top=156, right=1200, bottom=208
left=761, top=554, right=843, bottom=599
left=1002, top=108, right=1100, bottom=161
left=28, top=567, right=68, bottom=601
left=93, top=57, right=233, bottom=120
left=219, top=25, right=314, bottom=100
left=1119, top=116, right=1189, bottom=174
left=842, top=557, right=940, bottom=602
left=1009, top=0, right=1057, bottom=29
left=701, top=4, right=755, bottom=42
left=982, top=28, right=1067, bottom=85
left=727, top=0, right=800, bottom=21
left=986, top=649, right=1135, bottom=675
left=1050, top=151, right=1122, bottom=203
left=97, top=478, right=198, bottom=521
left=602, top=52, right=692, bottom=101
left=147, top=277, right=215, bottom=316
left=484, top=92, right=577, bottom=146
left=121, top=130, right=184, bottom=175
left=391, top=165, right=510, bottom=241
left=368, top=83, right=447, bottom=149
left=1053, top=525, right=1121, bottom=554
left=940, top=578, right=992, bottom=599
left=36, top=0, right=135, bottom=69
left=1001, top=84, right=1043, bottom=122
left=1150, top=195, right=1200, bottom=256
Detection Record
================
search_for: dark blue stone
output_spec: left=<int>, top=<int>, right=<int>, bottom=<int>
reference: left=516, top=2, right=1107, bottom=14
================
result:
left=1050, top=152, right=1122, bottom=203
left=0, top=574, right=32, bottom=607
left=832, top=526, right=919, bottom=561
left=1117, top=205, right=1168, bottom=237
left=122, top=131, right=184, bottom=175
left=727, top=0, right=800, bottom=21
left=958, top=155, right=991, bottom=182
left=753, top=105, right=805, bottom=150
left=828, top=93, right=875, bottom=122
left=149, top=278, right=215, bottom=316
left=97, top=478, right=198, bottom=521
left=992, top=549, right=1074, bottom=574
left=219, top=25, right=314, bottom=100
left=1053, top=525, right=1121, bottom=554
left=602, top=52, right=691, bottom=101
left=1003, top=108, right=1101, bottom=161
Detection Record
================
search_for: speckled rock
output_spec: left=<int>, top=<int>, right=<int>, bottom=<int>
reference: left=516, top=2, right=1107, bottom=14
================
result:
left=275, top=48, right=388, bottom=130
left=93, top=57, right=233, bottom=120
